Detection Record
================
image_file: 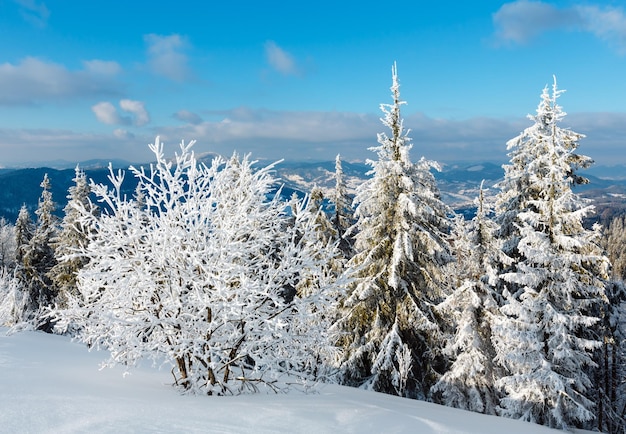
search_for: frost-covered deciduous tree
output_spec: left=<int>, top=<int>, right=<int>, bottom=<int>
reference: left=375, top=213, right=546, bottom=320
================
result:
left=492, top=79, right=609, bottom=430
left=49, top=166, right=97, bottom=309
left=335, top=64, right=452, bottom=399
left=0, top=217, right=17, bottom=326
left=433, top=185, right=508, bottom=414
left=286, top=193, right=347, bottom=379
left=54, top=138, right=341, bottom=395
left=0, top=267, right=23, bottom=326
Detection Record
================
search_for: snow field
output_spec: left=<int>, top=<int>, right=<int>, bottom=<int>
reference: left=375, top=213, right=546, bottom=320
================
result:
left=0, top=327, right=569, bottom=433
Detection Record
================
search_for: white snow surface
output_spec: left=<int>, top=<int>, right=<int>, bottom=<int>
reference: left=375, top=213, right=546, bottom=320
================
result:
left=0, top=327, right=578, bottom=433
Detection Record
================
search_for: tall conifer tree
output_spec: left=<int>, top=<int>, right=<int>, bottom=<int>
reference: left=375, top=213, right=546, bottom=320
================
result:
left=0, top=218, right=16, bottom=270
left=20, top=174, right=59, bottom=331
left=433, top=185, right=507, bottom=414
left=492, top=78, right=609, bottom=430
left=2, top=205, right=34, bottom=325
left=332, top=154, right=354, bottom=257
left=49, top=166, right=97, bottom=308
left=335, top=64, right=452, bottom=399
left=14, top=205, right=34, bottom=270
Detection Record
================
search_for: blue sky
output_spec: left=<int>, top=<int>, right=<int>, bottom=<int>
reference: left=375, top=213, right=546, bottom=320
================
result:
left=1, top=0, right=625, bottom=166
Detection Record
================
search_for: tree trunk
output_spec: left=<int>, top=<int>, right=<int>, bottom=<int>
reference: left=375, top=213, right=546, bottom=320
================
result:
left=175, top=356, right=189, bottom=389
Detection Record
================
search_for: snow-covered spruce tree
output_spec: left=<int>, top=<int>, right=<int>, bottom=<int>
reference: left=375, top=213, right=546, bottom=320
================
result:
left=432, top=185, right=509, bottom=414
left=334, top=64, right=453, bottom=399
left=492, top=78, right=609, bottom=430
left=49, top=166, right=97, bottom=309
left=597, top=215, right=626, bottom=432
left=301, top=186, right=350, bottom=280
left=0, top=217, right=16, bottom=270
left=595, top=280, right=626, bottom=434
left=596, top=215, right=626, bottom=432
left=602, top=214, right=626, bottom=282
left=53, top=138, right=341, bottom=395
left=306, top=186, right=338, bottom=247
left=495, top=79, right=591, bottom=275
left=18, top=175, right=59, bottom=332
left=9, top=205, right=33, bottom=323
left=14, top=205, right=34, bottom=270
left=332, top=154, right=355, bottom=257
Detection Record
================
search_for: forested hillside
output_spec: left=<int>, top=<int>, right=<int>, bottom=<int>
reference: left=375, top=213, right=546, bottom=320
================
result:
left=1, top=158, right=624, bottom=225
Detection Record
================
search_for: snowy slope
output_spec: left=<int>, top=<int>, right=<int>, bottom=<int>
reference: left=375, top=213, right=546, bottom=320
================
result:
left=0, top=328, right=573, bottom=433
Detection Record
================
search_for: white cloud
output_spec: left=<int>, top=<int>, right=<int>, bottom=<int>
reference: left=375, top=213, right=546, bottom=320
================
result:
left=120, top=99, right=150, bottom=126
left=92, top=101, right=128, bottom=125
left=113, top=129, right=134, bottom=140
left=144, top=34, right=190, bottom=81
left=577, top=5, right=626, bottom=54
left=83, top=59, right=122, bottom=75
left=264, top=41, right=299, bottom=76
left=2, top=109, right=626, bottom=165
left=149, top=107, right=626, bottom=165
left=0, top=57, right=122, bottom=105
left=492, top=1, right=580, bottom=44
left=0, top=127, right=153, bottom=165
left=194, top=108, right=375, bottom=143
left=173, top=110, right=203, bottom=125
left=154, top=108, right=516, bottom=163
left=492, top=1, right=626, bottom=53
left=13, top=0, right=50, bottom=27
left=92, top=100, right=149, bottom=127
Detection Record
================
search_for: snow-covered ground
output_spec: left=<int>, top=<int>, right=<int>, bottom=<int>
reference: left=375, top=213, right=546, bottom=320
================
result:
left=0, top=327, right=573, bottom=433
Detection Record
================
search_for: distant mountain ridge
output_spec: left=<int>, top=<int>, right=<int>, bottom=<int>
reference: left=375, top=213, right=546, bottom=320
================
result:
left=0, top=166, right=138, bottom=222
left=0, top=158, right=136, bottom=171
left=0, top=158, right=624, bottom=225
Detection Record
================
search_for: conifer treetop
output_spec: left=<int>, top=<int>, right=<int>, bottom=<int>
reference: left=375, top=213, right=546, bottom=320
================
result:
left=372, top=62, right=413, bottom=166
